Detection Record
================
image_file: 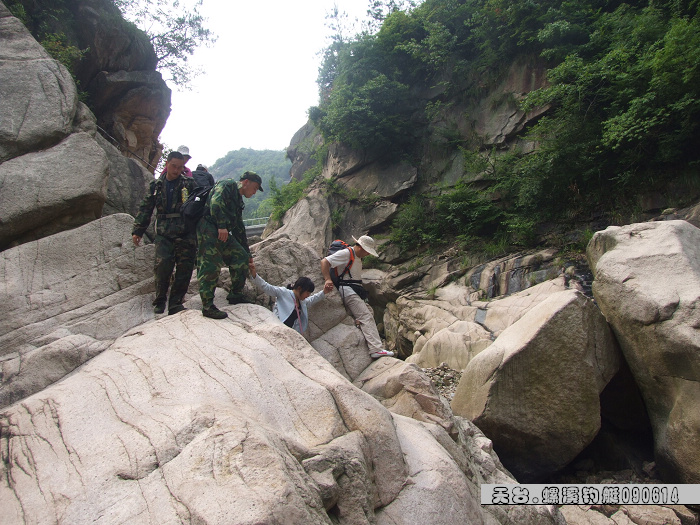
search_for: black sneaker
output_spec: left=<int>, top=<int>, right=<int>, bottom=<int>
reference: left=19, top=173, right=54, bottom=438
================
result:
left=168, top=304, right=186, bottom=315
left=153, top=304, right=166, bottom=314
left=202, top=306, right=228, bottom=319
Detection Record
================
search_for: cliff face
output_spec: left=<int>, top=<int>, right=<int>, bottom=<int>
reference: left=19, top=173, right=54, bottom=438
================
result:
left=8, top=0, right=170, bottom=172
left=0, top=0, right=153, bottom=250
left=285, top=57, right=550, bottom=249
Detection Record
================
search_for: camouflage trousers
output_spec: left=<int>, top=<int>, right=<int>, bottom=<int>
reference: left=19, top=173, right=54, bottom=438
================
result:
left=196, top=220, right=250, bottom=308
left=153, top=233, right=197, bottom=308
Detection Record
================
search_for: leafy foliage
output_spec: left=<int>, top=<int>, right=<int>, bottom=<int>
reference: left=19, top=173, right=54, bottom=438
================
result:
left=114, top=0, right=216, bottom=88
left=318, top=0, right=700, bottom=252
left=7, top=0, right=87, bottom=76
left=40, top=32, right=87, bottom=73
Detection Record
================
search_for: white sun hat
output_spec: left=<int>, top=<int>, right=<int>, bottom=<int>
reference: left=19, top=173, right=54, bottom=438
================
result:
left=352, top=235, right=378, bottom=257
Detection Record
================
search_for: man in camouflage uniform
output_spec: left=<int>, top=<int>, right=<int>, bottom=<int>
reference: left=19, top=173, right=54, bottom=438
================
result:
left=197, top=171, right=263, bottom=319
left=132, top=151, right=198, bottom=315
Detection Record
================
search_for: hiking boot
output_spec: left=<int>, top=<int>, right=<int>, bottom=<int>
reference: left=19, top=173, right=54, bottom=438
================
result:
left=228, top=294, right=252, bottom=305
left=370, top=349, right=395, bottom=359
left=202, top=306, right=228, bottom=319
left=153, top=303, right=166, bottom=314
left=168, top=304, right=186, bottom=315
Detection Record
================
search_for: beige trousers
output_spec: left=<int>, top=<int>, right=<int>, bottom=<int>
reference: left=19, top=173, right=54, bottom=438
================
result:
left=341, top=291, right=383, bottom=354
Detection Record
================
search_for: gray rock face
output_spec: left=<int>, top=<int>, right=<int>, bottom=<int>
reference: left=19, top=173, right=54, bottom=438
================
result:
left=0, top=9, right=77, bottom=163
left=6, top=0, right=171, bottom=173
left=0, top=214, right=155, bottom=408
left=451, top=289, right=621, bottom=481
left=588, top=220, right=700, bottom=483
left=287, top=121, right=324, bottom=181
left=90, top=69, right=171, bottom=170
left=336, top=160, right=418, bottom=199
left=0, top=132, right=110, bottom=249
left=97, top=134, right=154, bottom=218
left=262, top=189, right=333, bottom=256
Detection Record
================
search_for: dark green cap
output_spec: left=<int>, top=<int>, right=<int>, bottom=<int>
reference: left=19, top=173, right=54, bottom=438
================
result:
left=240, top=171, right=264, bottom=191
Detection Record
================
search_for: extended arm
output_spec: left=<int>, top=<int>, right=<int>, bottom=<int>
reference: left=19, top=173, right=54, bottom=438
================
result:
left=321, top=258, right=334, bottom=294
left=132, top=181, right=157, bottom=244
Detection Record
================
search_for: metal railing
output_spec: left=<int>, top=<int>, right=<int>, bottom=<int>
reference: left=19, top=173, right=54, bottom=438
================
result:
left=243, top=217, right=270, bottom=228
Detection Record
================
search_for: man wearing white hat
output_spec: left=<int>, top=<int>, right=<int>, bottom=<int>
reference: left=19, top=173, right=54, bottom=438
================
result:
left=321, top=235, right=395, bottom=359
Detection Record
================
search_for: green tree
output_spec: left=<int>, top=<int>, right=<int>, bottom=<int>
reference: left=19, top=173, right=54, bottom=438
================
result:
left=114, top=0, right=216, bottom=88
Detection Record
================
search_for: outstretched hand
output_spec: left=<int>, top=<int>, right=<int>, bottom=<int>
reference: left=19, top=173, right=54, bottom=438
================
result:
left=249, top=260, right=257, bottom=278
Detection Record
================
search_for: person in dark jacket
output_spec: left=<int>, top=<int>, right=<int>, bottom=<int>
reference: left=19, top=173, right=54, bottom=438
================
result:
left=132, top=151, right=197, bottom=315
left=192, top=164, right=215, bottom=189
left=196, top=171, right=263, bottom=319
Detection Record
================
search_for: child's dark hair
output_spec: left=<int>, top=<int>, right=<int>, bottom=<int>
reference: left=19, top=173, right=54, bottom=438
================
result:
left=287, top=277, right=315, bottom=293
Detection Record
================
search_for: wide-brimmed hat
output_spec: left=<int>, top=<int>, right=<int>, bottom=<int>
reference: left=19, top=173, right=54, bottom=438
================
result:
left=352, top=235, right=378, bottom=257
left=240, top=171, right=264, bottom=191
left=177, top=145, right=191, bottom=158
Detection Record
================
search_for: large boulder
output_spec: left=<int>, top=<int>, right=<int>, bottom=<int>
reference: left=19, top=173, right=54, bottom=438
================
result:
left=587, top=220, right=700, bottom=483
left=451, top=289, right=621, bottom=481
left=262, top=189, right=333, bottom=256
left=0, top=214, right=155, bottom=408
left=0, top=4, right=77, bottom=163
left=0, top=304, right=563, bottom=525
left=0, top=132, right=110, bottom=249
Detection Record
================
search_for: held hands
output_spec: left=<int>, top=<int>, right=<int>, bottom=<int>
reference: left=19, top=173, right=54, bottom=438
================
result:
left=249, top=260, right=257, bottom=278
left=323, top=279, right=334, bottom=294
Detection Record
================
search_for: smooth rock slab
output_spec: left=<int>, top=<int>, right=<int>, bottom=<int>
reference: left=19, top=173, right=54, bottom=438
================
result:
left=0, top=305, right=408, bottom=524
left=0, top=214, right=155, bottom=408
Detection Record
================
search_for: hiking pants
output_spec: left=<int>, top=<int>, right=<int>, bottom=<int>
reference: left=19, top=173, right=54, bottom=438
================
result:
left=153, top=233, right=197, bottom=308
left=197, top=220, right=249, bottom=308
left=341, top=290, right=383, bottom=354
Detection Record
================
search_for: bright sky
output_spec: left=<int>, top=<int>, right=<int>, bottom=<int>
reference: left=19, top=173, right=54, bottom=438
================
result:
left=158, top=0, right=373, bottom=168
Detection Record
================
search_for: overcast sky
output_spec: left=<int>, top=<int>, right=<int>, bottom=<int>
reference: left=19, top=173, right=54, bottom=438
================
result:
left=158, top=0, right=373, bottom=168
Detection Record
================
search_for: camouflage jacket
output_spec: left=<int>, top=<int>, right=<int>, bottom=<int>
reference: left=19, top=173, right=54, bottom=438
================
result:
left=203, top=179, right=249, bottom=253
left=132, top=174, right=197, bottom=238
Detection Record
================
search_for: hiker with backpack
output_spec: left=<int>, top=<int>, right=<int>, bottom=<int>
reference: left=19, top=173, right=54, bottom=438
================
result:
left=131, top=151, right=198, bottom=316
left=321, top=235, right=395, bottom=359
left=249, top=261, right=328, bottom=335
left=192, top=164, right=215, bottom=189
left=196, top=171, right=263, bottom=319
